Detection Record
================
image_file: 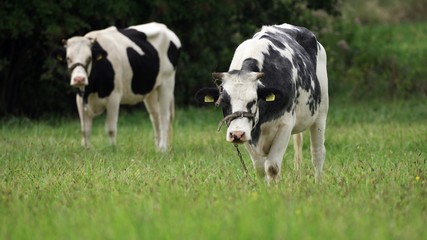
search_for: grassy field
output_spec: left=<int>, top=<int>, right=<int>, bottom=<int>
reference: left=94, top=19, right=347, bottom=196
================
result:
left=1, top=97, right=426, bottom=239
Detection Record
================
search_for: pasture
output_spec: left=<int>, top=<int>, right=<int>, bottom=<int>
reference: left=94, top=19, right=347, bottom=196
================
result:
left=1, top=98, right=426, bottom=239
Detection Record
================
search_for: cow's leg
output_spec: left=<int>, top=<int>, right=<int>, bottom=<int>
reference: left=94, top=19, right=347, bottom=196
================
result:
left=254, top=158, right=266, bottom=177
left=309, top=115, right=327, bottom=183
left=265, top=125, right=293, bottom=183
left=156, top=73, right=175, bottom=152
left=76, top=95, right=92, bottom=148
left=105, top=94, right=121, bottom=146
left=246, top=145, right=266, bottom=177
left=293, top=132, right=303, bottom=172
left=144, top=90, right=162, bottom=151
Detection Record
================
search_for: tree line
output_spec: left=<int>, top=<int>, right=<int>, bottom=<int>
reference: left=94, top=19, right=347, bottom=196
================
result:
left=2, top=0, right=397, bottom=118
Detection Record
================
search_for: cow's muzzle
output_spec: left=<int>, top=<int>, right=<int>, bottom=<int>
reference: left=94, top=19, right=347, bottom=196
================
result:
left=217, top=111, right=255, bottom=132
left=69, top=62, right=89, bottom=87
left=68, top=62, right=88, bottom=74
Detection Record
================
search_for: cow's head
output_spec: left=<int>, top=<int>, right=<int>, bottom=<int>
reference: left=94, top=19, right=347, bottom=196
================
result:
left=195, top=70, right=281, bottom=144
left=52, top=36, right=106, bottom=88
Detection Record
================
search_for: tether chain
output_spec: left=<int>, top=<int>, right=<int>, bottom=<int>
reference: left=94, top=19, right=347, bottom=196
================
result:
left=78, top=88, right=87, bottom=146
left=234, top=143, right=249, bottom=175
left=212, top=77, right=252, bottom=178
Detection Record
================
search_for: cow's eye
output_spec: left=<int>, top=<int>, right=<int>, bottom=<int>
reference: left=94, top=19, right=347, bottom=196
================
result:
left=246, top=100, right=256, bottom=111
left=87, top=56, right=92, bottom=63
left=66, top=57, right=71, bottom=63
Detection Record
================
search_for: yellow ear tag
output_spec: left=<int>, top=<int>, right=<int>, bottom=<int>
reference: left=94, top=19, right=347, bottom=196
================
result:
left=204, top=95, right=214, bottom=103
left=265, top=93, right=276, bottom=102
left=96, top=54, right=103, bottom=61
left=56, top=55, right=63, bottom=61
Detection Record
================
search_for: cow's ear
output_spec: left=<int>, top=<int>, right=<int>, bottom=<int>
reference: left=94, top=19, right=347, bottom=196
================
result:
left=87, top=37, right=96, bottom=46
left=91, top=48, right=107, bottom=62
left=52, top=48, right=66, bottom=62
left=195, top=87, right=220, bottom=104
left=90, top=39, right=107, bottom=61
left=212, top=72, right=224, bottom=81
left=94, top=52, right=106, bottom=61
left=258, top=87, right=281, bottom=102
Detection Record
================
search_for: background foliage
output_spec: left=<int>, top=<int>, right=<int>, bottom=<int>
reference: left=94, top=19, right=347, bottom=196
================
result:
left=0, top=0, right=425, bottom=118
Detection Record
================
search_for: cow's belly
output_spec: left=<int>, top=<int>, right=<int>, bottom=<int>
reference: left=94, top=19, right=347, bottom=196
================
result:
left=118, top=82, right=146, bottom=105
left=116, top=73, right=148, bottom=105
left=120, top=93, right=146, bottom=105
left=292, top=109, right=317, bottom=134
left=292, top=91, right=319, bottom=134
left=86, top=94, right=107, bottom=116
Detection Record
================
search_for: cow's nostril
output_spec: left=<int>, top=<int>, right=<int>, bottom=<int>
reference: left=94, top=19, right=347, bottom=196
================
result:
left=230, top=131, right=245, bottom=141
left=73, top=76, right=84, bottom=84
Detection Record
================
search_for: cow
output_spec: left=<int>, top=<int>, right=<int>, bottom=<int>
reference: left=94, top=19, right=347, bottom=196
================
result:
left=53, top=22, right=181, bottom=152
left=195, top=23, right=328, bottom=183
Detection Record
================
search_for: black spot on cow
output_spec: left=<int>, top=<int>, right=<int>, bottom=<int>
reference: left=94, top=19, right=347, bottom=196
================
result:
left=228, top=69, right=241, bottom=76
left=259, top=47, right=295, bottom=114
left=83, top=42, right=115, bottom=103
left=167, top=41, right=180, bottom=69
left=260, top=33, right=286, bottom=50
left=292, top=53, right=321, bottom=114
left=246, top=100, right=256, bottom=112
left=294, top=28, right=318, bottom=67
left=119, top=28, right=160, bottom=95
left=274, top=25, right=318, bottom=70
left=220, top=91, right=232, bottom=117
left=249, top=46, right=295, bottom=145
left=241, top=58, right=260, bottom=72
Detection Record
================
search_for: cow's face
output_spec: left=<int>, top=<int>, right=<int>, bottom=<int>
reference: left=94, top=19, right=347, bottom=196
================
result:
left=53, top=36, right=106, bottom=88
left=196, top=71, right=279, bottom=144
left=63, top=37, right=94, bottom=87
left=218, top=71, right=261, bottom=143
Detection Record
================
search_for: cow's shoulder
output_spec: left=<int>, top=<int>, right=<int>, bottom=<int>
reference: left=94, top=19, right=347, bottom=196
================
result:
left=256, top=24, right=318, bottom=61
left=276, top=24, right=318, bottom=60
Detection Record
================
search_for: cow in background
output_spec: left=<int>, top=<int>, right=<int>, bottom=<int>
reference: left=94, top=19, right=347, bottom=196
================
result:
left=53, top=22, right=181, bottom=152
left=196, top=23, right=328, bottom=183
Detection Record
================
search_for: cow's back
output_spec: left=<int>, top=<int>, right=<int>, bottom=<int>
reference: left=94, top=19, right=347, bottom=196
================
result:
left=83, top=23, right=181, bottom=104
left=128, top=23, right=181, bottom=72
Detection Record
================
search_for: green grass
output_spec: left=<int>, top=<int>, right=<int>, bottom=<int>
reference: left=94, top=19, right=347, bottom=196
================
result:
left=1, top=97, right=426, bottom=239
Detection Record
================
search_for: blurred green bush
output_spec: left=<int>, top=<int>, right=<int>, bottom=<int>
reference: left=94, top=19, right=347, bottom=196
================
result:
left=325, top=0, right=427, bottom=99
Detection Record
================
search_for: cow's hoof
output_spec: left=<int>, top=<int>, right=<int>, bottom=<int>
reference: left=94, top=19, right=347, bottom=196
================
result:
left=265, top=162, right=280, bottom=184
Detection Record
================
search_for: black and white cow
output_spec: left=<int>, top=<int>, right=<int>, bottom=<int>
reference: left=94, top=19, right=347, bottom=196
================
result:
left=53, top=22, right=181, bottom=151
left=196, top=23, right=328, bottom=183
